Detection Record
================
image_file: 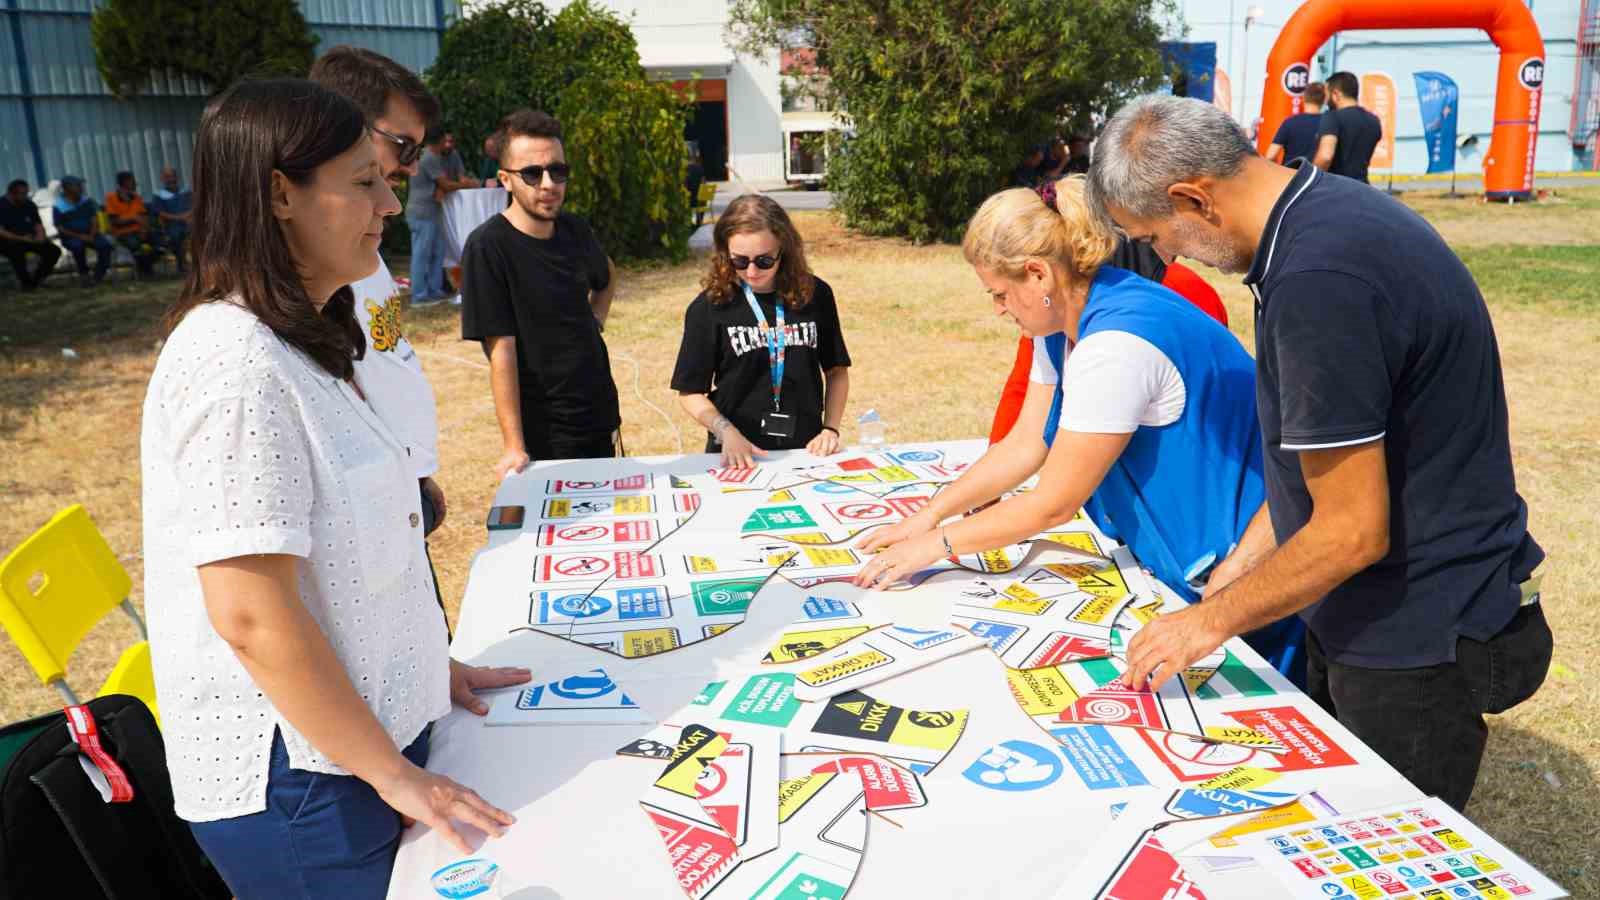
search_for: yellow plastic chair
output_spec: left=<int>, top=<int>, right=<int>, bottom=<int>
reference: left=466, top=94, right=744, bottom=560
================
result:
left=0, top=505, right=159, bottom=725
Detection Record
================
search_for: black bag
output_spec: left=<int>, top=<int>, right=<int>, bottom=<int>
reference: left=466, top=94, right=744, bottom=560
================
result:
left=0, top=694, right=229, bottom=899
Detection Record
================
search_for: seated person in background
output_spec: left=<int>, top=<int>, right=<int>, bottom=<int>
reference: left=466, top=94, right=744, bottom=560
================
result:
left=672, top=193, right=851, bottom=468
left=856, top=178, right=1299, bottom=676
left=1063, top=134, right=1092, bottom=175
left=53, top=175, right=113, bottom=285
left=0, top=179, right=62, bottom=290
left=148, top=166, right=193, bottom=273
left=104, top=170, right=161, bottom=277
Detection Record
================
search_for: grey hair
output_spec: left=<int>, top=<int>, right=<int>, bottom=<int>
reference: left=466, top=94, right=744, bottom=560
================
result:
left=1086, top=94, right=1257, bottom=221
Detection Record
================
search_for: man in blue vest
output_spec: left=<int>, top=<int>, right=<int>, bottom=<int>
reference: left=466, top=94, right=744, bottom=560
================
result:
left=1089, top=94, right=1550, bottom=812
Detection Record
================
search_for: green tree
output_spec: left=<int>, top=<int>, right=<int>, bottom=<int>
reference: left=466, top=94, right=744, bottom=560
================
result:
left=730, top=0, right=1171, bottom=242
left=426, top=0, right=690, bottom=261
left=91, top=0, right=317, bottom=98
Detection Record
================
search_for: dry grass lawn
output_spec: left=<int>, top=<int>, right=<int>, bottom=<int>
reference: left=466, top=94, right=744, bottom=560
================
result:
left=2, top=188, right=1597, bottom=891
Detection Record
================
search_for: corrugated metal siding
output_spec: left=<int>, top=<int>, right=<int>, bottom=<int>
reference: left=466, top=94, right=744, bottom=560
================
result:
left=2, top=1, right=457, bottom=187
left=302, top=0, right=442, bottom=28
left=0, top=99, right=39, bottom=181
left=313, top=26, right=441, bottom=74
left=34, top=95, right=205, bottom=198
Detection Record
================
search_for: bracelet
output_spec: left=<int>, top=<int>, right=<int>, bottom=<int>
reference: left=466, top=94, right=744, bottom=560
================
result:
left=941, top=528, right=954, bottom=556
left=821, top=425, right=839, bottom=435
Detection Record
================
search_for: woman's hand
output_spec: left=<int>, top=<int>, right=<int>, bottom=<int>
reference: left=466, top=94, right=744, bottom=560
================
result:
left=449, top=659, right=532, bottom=715
left=851, top=529, right=947, bottom=589
left=374, top=763, right=516, bottom=854
left=856, top=507, right=936, bottom=552
left=719, top=428, right=768, bottom=469
left=806, top=427, right=841, bottom=457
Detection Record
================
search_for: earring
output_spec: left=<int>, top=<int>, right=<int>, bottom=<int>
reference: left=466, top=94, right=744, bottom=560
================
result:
left=1043, top=295, right=1052, bottom=308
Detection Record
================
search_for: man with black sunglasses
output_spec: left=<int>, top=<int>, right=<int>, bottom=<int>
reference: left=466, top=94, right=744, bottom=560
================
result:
left=462, top=108, right=621, bottom=477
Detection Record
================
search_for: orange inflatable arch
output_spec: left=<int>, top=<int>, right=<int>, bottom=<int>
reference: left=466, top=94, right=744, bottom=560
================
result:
left=1257, top=0, right=1546, bottom=200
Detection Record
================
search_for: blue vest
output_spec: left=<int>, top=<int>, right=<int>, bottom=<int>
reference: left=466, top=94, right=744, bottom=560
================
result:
left=1041, top=266, right=1265, bottom=603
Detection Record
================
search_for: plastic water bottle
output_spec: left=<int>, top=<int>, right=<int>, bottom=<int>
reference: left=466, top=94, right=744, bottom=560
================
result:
left=857, top=408, right=886, bottom=449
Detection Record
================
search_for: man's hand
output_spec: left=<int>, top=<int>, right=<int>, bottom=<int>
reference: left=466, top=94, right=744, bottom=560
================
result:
left=719, top=428, right=768, bottom=469
left=851, top=529, right=946, bottom=589
left=420, top=477, right=447, bottom=533
left=448, top=659, right=533, bottom=716
left=1122, top=603, right=1230, bottom=691
left=495, top=448, right=530, bottom=481
left=805, top=428, right=840, bottom=457
left=1202, top=553, right=1250, bottom=600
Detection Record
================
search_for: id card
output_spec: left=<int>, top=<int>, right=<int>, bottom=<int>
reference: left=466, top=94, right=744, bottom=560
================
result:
left=761, top=412, right=796, bottom=439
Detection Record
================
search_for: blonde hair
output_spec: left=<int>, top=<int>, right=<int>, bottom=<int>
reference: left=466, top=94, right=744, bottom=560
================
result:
left=962, top=175, right=1117, bottom=282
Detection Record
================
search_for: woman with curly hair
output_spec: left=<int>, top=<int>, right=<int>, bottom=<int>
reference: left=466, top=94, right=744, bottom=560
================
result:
left=671, top=193, right=851, bottom=467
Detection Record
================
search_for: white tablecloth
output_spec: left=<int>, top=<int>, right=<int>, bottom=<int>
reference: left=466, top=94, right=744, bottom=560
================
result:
left=441, top=187, right=507, bottom=267
left=387, top=442, right=1418, bottom=900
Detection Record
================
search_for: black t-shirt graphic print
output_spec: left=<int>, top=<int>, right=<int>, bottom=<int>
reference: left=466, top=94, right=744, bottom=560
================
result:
left=671, top=277, right=851, bottom=452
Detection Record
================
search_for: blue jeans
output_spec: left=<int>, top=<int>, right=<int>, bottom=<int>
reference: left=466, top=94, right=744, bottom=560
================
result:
left=406, top=212, right=444, bottom=299
left=189, top=725, right=431, bottom=899
left=61, top=234, right=113, bottom=280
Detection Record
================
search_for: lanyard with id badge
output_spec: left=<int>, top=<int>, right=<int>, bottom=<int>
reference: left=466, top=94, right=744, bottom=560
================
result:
left=743, top=283, right=796, bottom=440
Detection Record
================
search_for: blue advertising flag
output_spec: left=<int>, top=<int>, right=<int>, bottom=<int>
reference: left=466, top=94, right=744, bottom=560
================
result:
left=1413, top=71, right=1459, bottom=174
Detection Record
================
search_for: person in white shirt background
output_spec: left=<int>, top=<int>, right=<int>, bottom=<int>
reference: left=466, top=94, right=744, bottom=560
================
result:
left=141, top=77, right=526, bottom=900
left=310, top=46, right=461, bottom=625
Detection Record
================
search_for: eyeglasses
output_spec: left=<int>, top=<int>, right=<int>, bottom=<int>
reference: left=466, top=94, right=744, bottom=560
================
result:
left=371, top=125, right=424, bottom=167
left=502, top=163, right=572, bottom=187
left=729, top=252, right=781, bottom=271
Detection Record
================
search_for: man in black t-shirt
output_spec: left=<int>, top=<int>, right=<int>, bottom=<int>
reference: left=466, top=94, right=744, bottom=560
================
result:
left=462, top=109, right=620, bottom=477
left=1313, top=72, right=1382, bottom=182
left=1266, top=81, right=1325, bottom=165
left=1092, top=95, right=1550, bottom=812
left=0, top=179, right=62, bottom=290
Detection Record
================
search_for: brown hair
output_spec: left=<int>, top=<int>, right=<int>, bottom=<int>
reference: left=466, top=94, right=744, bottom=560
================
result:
left=496, top=108, right=563, bottom=165
left=962, top=175, right=1115, bottom=283
left=308, top=45, right=440, bottom=129
left=701, top=193, right=815, bottom=308
left=1303, top=81, right=1327, bottom=108
left=163, top=78, right=368, bottom=379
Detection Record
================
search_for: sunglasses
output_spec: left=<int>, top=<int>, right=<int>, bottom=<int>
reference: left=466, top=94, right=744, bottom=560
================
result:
left=729, top=252, right=781, bottom=271
left=503, top=163, right=572, bottom=186
left=371, top=125, right=424, bottom=167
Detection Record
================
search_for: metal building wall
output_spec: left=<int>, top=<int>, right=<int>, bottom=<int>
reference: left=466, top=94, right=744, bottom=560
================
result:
left=1, top=0, right=457, bottom=199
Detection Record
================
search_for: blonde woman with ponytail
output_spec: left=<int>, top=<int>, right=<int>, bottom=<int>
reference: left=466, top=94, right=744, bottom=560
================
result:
left=855, top=177, right=1292, bottom=676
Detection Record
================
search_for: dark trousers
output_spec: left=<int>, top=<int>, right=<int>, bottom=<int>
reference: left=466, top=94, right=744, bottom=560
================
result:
left=114, top=230, right=161, bottom=274
left=164, top=223, right=189, bottom=271
left=2, top=239, right=61, bottom=288
left=189, top=727, right=430, bottom=900
left=524, top=429, right=619, bottom=463
left=61, top=234, right=113, bottom=280
left=1305, top=602, right=1551, bottom=812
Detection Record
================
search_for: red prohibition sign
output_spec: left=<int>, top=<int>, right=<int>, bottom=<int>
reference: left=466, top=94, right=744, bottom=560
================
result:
left=557, top=524, right=610, bottom=541
left=835, top=502, right=891, bottom=520
left=1160, top=733, right=1254, bottom=767
left=553, top=555, right=609, bottom=576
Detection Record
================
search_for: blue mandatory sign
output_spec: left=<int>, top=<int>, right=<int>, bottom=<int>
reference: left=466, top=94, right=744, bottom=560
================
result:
left=966, top=619, right=1024, bottom=653
left=802, top=596, right=855, bottom=620
left=552, top=592, right=610, bottom=619
left=810, top=480, right=858, bottom=495
left=548, top=669, right=619, bottom=700
left=891, top=450, right=940, bottom=463
left=1318, top=885, right=1351, bottom=898
left=962, top=740, right=1063, bottom=792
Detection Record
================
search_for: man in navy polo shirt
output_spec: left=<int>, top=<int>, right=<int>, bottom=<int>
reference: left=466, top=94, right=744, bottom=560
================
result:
left=1087, top=94, right=1550, bottom=812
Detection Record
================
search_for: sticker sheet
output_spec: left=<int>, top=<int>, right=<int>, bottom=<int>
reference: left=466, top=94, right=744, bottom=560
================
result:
left=1241, top=797, right=1568, bottom=900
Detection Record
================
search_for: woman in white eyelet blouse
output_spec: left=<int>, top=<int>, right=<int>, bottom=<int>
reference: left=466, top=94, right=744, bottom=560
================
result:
left=140, top=79, right=523, bottom=899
